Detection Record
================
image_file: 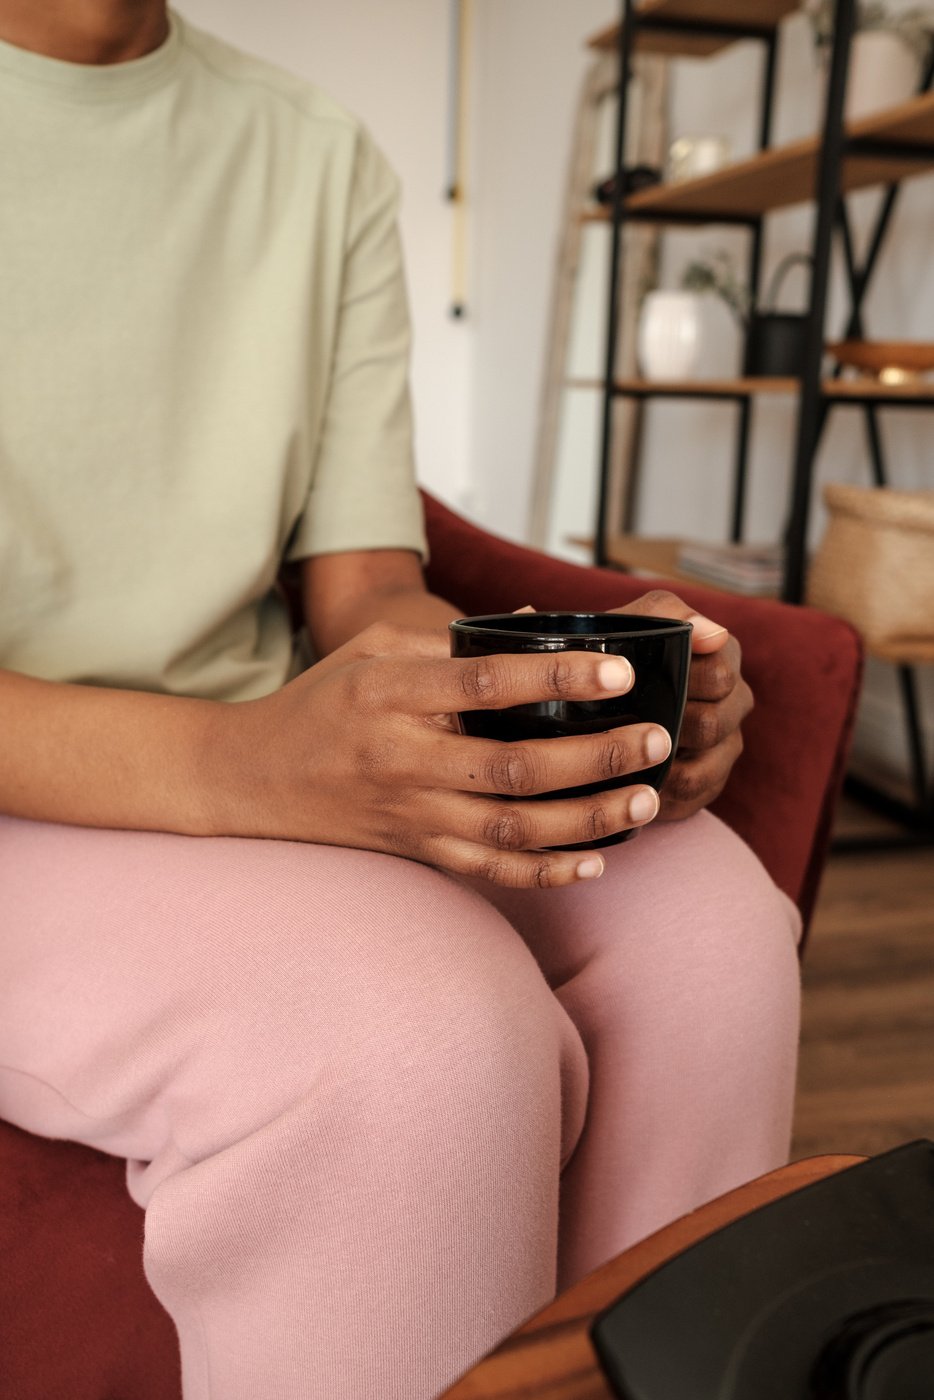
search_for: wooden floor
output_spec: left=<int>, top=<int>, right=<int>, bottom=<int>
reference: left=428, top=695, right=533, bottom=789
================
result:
left=791, top=798, right=934, bottom=1159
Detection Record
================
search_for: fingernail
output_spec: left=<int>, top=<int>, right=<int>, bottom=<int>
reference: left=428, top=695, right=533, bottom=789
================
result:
left=576, top=856, right=605, bottom=880
left=630, top=787, right=660, bottom=823
left=645, top=727, right=671, bottom=763
left=598, top=658, right=633, bottom=691
left=688, top=613, right=728, bottom=641
left=513, top=604, right=536, bottom=613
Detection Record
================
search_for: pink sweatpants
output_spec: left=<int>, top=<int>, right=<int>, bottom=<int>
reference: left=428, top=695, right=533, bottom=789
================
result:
left=0, top=809, right=800, bottom=1400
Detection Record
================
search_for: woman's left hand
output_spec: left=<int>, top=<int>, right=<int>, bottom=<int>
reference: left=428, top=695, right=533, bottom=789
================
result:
left=612, top=590, right=753, bottom=821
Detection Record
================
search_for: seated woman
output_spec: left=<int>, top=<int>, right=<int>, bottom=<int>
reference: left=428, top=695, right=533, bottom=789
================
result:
left=0, top=4, right=800, bottom=1398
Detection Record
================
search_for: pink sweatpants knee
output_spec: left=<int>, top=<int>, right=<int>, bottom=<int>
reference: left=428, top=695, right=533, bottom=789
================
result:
left=0, top=809, right=800, bottom=1399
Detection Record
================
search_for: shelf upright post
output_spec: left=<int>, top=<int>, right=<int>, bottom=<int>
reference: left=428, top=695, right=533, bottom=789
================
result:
left=730, top=29, right=780, bottom=543
left=834, top=199, right=889, bottom=488
left=594, top=0, right=635, bottom=569
left=782, top=0, right=856, bottom=604
left=833, top=17, right=934, bottom=335
left=898, top=664, right=932, bottom=819
left=836, top=193, right=899, bottom=342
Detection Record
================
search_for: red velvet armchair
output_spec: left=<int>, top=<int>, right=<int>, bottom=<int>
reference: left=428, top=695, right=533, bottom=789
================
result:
left=0, top=493, right=862, bottom=1400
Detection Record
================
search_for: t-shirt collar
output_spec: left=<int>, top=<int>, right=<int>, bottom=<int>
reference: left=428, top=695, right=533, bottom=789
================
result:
left=0, top=9, right=183, bottom=101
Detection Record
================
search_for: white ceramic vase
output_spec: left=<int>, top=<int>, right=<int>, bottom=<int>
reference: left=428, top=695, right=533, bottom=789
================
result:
left=637, top=291, right=703, bottom=381
left=845, top=31, right=919, bottom=122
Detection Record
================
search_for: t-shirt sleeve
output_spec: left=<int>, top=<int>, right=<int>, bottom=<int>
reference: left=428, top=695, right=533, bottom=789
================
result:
left=286, top=129, right=427, bottom=562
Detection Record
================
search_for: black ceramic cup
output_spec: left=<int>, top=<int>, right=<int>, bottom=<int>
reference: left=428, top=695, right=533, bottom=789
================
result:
left=449, top=612, right=692, bottom=850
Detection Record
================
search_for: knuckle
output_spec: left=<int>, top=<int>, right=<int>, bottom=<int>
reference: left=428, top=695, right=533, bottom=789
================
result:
left=665, top=760, right=707, bottom=807
left=480, top=803, right=530, bottom=852
left=530, top=857, right=555, bottom=889
left=639, top=588, right=682, bottom=615
left=472, top=854, right=512, bottom=886
left=460, top=656, right=506, bottom=707
left=600, top=734, right=632, bottom=780
left=371, top=783, right=405, bottom=815
left=693, top=705, right=723, bottom=752
left=353, top=739, right=389, bottom=780
left=473, top=853, right=555, bottom=889
left=374, top=824, right=411, bottom=857
left=586, top=804, right=610, bottom=842
left=543, top=655, right=576, bottom=699
left=342, top=662, right=377, bottom=712
left=485, top=744, right=537, bottom=797
left=703, top=655, right=736, bottom=699
left=355, top=620, right=405, bottom=656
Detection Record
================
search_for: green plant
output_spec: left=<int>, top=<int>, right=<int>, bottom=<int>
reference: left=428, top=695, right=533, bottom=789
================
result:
left=679, top=251, right=750, bottom=325
left=806, top=0, right=934, bottom=61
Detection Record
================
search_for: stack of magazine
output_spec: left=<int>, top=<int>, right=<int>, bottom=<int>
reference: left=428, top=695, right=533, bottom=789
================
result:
left=677, top=540, right=785, bottom=596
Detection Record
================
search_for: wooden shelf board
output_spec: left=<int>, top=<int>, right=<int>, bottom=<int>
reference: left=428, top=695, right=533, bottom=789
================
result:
left=567, top=376, right=934, bottom=402
left=868, top=638, right=934, bottom=666
left=567, top=375, right=797, bottom=396
left=570, top=533, right=684, bottom=577
left=588, top=1, right=797, bottom=58
left=588, top=22, right=736, bottom=59
left=570, top=534, right=782, bottom=598
left=823, top=377, right=934, bottom=403
left=578, top=93, right=934, bottom=221
left=621, top=375, right=794, bottom=396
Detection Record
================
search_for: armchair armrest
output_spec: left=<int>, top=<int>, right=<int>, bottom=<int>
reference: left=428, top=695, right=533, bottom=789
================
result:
left=422, top=492, right=863, bottom=933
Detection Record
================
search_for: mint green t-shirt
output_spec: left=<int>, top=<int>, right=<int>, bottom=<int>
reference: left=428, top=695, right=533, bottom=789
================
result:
left=0, top=11, right=427, bottom=702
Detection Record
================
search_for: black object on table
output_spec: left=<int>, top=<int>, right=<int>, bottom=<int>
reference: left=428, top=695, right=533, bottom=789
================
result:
left=592, top=1140, right=934, bottom=1399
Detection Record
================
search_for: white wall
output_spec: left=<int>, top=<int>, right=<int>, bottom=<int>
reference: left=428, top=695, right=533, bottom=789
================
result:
left=466, top=0, right=615, bottom=535
left=178, top=0, right=474, bottom=509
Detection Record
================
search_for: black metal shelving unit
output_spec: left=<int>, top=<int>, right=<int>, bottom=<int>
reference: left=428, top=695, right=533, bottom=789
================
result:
left=596, top=1, right=785, bottom=562
left=594, top=0, right=934, bottom=832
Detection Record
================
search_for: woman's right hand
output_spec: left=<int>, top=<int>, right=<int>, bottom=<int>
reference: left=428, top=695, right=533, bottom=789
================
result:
left=211, top=621, right=671, bottom=888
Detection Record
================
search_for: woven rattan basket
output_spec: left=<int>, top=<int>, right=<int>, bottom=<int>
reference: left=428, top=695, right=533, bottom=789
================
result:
left=806, top=483, right=934, bottom=662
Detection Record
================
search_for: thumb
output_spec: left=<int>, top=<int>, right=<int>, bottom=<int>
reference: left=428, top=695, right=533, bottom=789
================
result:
left=613, top=591, right=729, bottom=654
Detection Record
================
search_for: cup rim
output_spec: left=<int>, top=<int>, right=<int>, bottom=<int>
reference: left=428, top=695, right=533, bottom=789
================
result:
left=449, top=611, right=693, bottom=642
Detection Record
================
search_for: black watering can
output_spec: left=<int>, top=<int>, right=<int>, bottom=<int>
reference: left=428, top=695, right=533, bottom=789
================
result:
left=744, top=252, right=813, bottom=377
